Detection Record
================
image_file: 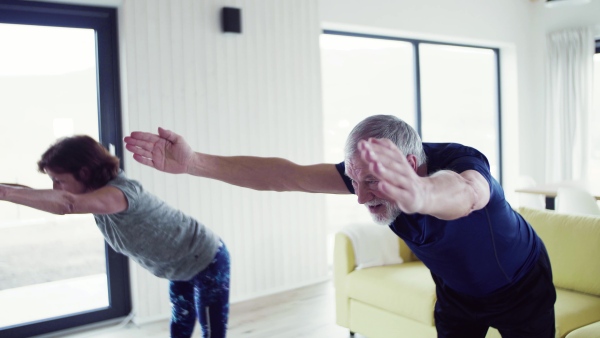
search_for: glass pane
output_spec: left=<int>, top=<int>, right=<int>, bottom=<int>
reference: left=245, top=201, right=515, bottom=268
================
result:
left=0, top=23, right=108, bottom=327
left=419, top=44, right=500, bottom=179
left=320, top=34, right=416, bottom=164
left=320, top=33, right=416, bottom=264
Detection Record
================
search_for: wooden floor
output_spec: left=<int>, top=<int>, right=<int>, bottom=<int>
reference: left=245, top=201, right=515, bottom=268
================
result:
left=56, top=280, right=366, bottom=338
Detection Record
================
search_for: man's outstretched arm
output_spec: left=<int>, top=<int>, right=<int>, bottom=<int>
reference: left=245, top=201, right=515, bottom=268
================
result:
left=124, top=127, right=350, bottom=194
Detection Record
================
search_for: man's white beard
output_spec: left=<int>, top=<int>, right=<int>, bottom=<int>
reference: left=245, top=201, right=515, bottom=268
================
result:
left=366, top=199, right=401, bottom=226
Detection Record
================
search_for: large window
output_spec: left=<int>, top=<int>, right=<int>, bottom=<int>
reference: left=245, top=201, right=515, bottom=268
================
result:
left=0, top=2, right=129, bottom=337
left=320, top=31, right=501, bottom=234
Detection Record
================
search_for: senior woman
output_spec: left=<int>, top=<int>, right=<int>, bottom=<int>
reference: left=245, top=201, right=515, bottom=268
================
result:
left=0, top=135, right=230, bottom=338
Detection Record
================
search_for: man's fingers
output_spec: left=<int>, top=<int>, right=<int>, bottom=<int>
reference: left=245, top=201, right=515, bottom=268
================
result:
left=376, top=138, right=398, bottom=150
left=157, top=127, right=169, bottom=138
left=125, top=143, right=153, bottom=158
left=369, top=139, right=406, bottom=162
left=360, top=140, right=413, bottom=190
left=360, top=138, right=404, bottom=158
left=158, top=127, right=179, bottom=143
left=127, top=129, right=177, bottom=144
left=359, top=140, right=405, bottom=171
left=377, top=181, right=400, bottom=201
left=124, top=136, right=158, bottom=152
left=369, top=159, right=404, bottom=188
left=132, top=154, right=155, bottom=168
left=128, top=131, right=161, bottom=142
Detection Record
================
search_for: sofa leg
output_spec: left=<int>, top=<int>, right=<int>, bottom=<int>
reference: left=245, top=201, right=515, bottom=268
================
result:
left=349, top=331, right=355, bottom=337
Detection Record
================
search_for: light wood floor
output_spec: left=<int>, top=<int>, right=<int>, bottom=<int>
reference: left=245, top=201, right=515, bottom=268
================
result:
left=56, top=280, right=366, bottom=338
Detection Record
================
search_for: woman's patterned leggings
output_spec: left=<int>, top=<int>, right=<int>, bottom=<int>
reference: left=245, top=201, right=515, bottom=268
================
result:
left=169, top=241, right=230, bottom=338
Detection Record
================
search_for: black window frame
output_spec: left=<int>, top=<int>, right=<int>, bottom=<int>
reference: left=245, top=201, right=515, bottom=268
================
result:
left=0, top=1, right=129, bottom=337
left=322, top=30, right=503, bottom=184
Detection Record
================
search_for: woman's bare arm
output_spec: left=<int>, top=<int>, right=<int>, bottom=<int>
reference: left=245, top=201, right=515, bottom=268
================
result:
left=0, top=184, right=128, bottom=215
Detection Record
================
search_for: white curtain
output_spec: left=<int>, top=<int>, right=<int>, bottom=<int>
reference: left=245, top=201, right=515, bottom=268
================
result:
left=545, top=27, right=594, bottom=183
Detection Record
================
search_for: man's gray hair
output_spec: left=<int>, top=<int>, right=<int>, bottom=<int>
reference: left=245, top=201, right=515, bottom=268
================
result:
left=344, top=115, right=426, bottom=166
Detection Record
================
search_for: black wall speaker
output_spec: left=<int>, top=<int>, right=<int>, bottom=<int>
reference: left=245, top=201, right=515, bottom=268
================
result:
left=222, top=7, right=242, bottom=33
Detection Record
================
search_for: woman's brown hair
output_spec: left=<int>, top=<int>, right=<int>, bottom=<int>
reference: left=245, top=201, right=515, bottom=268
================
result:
left=37, top=135, right=120, bottom=190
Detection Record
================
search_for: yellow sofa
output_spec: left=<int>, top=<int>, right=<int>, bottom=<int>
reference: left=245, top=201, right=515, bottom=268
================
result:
left=334, top=207, right=600, bottom=338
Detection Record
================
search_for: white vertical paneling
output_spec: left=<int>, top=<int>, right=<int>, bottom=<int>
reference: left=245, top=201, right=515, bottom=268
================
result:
left=120, top=0, right=327, bottom=323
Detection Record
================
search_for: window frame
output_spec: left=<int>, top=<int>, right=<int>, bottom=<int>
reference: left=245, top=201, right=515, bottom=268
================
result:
left=322, top=30, right=503, bottom=184
left=0, top=1, right=129, bottom=336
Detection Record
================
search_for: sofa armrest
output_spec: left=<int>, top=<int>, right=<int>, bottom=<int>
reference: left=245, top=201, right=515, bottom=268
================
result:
left=334, top=232, right=356, bottom=328
left=333, top=231, right=418, bottom=328
left=334, top=232, right=356, bottom=283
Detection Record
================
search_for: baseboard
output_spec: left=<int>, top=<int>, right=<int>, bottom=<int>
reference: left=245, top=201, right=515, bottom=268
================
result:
left=230, top=276, right=331, bottom=304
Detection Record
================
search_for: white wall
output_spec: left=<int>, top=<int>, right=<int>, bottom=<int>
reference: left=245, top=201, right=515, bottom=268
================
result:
left=117, top=0, right=327, bottom=323
left=30, top=0, right=330, bottom=324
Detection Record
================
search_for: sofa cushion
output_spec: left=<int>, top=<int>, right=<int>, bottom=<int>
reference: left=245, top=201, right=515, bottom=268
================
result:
left=519, top=207, right=600, bottom=296
left=555, top=288, right=600, bottom=337
left=346, top=261, right=436, bottom=326
left=565, top=321, right=600, bottom=338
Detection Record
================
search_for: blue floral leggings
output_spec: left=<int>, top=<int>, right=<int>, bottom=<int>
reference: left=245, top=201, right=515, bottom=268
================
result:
left=169, top=241, right=230, bottom=338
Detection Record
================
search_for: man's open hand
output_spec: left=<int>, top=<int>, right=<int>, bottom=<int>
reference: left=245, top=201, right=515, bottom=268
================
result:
left=124, top=127, right=193, bottom=174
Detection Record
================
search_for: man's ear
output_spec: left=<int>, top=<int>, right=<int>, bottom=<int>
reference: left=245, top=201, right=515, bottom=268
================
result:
left=406, top=154, right=419, bottom=171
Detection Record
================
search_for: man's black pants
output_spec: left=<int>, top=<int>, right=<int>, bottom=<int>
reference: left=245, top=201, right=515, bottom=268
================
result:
left=432, top=246, right=556, bottom=338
